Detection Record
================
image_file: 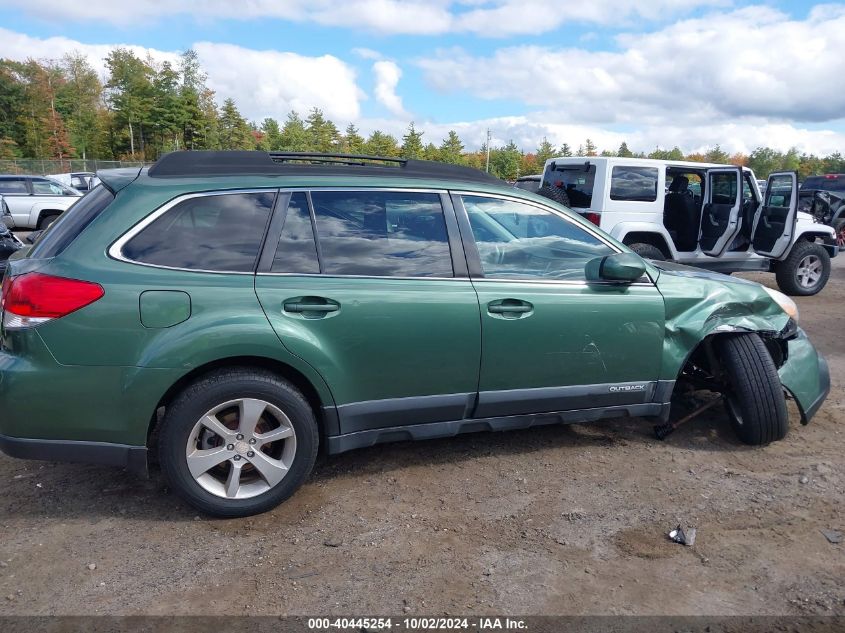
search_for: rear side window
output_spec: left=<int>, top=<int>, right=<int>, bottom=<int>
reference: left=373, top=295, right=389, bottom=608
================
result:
left=310, top=191, right=453, bottom=277
left=122, top=191, right=274, bottom=272
left=610, top=166, right=658, bottom=201
left=30, top=185, right=114, bottom=259
left=271, top=192, right=320, bottom=273
left=31, top=179, right=71, bottom=196
left=543, top=164, right=596, bottom=208
left=0, top=178, right=28, bottom=194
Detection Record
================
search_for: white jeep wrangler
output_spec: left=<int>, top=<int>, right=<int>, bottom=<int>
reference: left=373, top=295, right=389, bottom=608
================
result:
left=537, top=157, right=838, bottom=295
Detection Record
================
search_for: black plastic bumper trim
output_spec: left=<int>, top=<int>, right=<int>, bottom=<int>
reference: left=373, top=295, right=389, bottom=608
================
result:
left=0, top=434, right=148, bottom=476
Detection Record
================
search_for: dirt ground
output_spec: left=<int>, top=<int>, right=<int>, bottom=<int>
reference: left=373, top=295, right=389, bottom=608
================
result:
left=0, top=258, right=842, bottom=617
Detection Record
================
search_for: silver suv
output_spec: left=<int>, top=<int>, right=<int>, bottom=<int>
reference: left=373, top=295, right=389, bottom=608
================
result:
left=0, top=175, right=82, bottom=230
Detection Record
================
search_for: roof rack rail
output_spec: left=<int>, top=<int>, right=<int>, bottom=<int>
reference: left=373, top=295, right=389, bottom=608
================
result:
left=268, top=152, right=407, bottom=167
left=147, top=151, right=502, bottom=185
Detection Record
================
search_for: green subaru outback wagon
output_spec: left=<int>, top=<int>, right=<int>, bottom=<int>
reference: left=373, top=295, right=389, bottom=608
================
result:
left=0, top=151, right=830, bottom=517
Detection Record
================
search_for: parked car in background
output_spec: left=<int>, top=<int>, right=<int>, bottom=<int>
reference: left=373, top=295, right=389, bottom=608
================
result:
left=0, top=151, right=829, bottom=517
left=52, top=172, right=100, bottom=192
left=513, top=174, right=542, bottom=194
left=798, top=174, right=845, bottom=248
left=537, top=157, right=838, bottom=295
left=0, top=175, right=82, bottom=229
left=0, top=195, right=24, bottom=270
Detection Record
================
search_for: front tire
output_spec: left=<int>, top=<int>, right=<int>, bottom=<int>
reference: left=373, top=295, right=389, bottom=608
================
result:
left=775, top=241, right=830, bottom=296
left=627, top=242, right=666, bottom=261
left=37, top=212, right=60, bottom=230
left=159, top=368, right=318, bottom=517
left=717, top=334, right=788, bottom=445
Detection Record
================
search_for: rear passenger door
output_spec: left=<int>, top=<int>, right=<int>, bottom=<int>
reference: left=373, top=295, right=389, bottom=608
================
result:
left=699, top=167, right=743, bottom=256
left=254, top=189, right=481, bottom=436
left=752, top=172, right=799, bottom=258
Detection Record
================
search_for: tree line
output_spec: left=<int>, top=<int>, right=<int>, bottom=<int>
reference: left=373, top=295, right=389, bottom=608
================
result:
left=1, top=49, right=843, bottom=181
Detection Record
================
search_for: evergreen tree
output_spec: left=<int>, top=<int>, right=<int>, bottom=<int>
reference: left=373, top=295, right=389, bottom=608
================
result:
left=218, top=98, right=254, bottom=149
left=535, top=137, right=557, bottom=165
left=559, top=143, right=573, bottom=157
left=364, top=130, right=400, bottom=156
left=306, top=107, right=340, bottom=152
left=438, top=130, right=464, bottom=164
left=279, top=111, right=309, bottom=151
left=343, top=123, right=365, bottom=154
left=401, top=122, right=424, bottom=159
left=261, top=118, right=283, bottom=150
left=584, top=138, right=597, bottom=156
left=618, top=141, right=633, bottom=157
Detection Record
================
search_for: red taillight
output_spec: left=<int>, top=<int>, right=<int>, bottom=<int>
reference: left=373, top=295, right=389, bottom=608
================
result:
left=585, top=212, right=601, bottom=226
left=2, top=273, right=103, bottom=326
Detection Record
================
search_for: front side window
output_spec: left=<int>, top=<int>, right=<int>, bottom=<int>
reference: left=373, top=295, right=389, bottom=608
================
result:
left=31, top=179, right=68, bottom=195
left=122, top=191, right=275, bottom=272
left=766, top=174, right=794, bottom=207
left=710, top=171, right=739, bottom=203
left=310, top=191, right=453, bottom=277
left=462, top=195, right=614, bottom=281
left=0, top=178, right=28, bottom=194
left=610, top=166, right=658, bottom=201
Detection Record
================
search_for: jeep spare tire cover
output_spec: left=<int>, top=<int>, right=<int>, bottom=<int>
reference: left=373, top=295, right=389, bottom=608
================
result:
left=537, top=185, right=572, bottom=208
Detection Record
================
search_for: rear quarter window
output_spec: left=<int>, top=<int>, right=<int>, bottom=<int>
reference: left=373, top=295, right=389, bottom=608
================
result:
left=30, top=186, right=114, bottom=259
left=610, top=166, right=658, bottom=202
left=120, top=191, right=275, bottom=272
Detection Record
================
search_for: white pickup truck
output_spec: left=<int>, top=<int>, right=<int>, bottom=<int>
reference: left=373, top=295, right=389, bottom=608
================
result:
left=0, top=175, right=82, bottom=230
left=537, top=156, right=838, bottom=295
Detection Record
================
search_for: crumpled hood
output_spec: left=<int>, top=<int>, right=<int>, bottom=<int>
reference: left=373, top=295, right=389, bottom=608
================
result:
left=649, top=260, right=789, bottom=380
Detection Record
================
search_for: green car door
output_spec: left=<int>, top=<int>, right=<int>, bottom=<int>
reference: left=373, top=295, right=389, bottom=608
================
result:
left=454, top=193, right=667, bottom=418
left=254, top=189, right=481, bottom=434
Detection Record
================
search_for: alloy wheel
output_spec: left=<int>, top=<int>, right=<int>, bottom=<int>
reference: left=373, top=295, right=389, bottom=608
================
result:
left=795, top=254, right=823, bottom=289
left=185, top=398, right=297, bottom=499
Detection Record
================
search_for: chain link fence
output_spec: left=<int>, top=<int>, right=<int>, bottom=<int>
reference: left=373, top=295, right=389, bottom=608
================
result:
left=0, top=159, right=149, bottom=175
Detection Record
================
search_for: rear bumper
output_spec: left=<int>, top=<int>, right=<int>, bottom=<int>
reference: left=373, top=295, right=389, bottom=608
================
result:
left=778, top=329, right=830, bottom=424
left=0, top=433, right=147, bottom=475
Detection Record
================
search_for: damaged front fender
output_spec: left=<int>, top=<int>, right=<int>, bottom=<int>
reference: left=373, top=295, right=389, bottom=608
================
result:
left=652, top=262, right=830, bottom=422
left=778, top=329, right=831, bottom=424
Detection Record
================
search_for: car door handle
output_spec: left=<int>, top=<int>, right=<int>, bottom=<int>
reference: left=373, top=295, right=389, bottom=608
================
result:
left=487, top=299, right=534, bottom=318
left=284, top=302, right=339, bottom=313
left=488, top=304, right=531, bottom=314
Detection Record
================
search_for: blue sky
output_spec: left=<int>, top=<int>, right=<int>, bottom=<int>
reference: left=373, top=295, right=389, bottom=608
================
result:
left=1, top=0, right=844, bottom=155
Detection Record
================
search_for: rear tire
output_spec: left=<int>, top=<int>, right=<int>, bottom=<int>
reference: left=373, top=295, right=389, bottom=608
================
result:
left=537, top=185, right=572, bottom=208
left=628, top=242, right=666, bottom=261
left=716, top=334, right=788, bottom=445
left=158, top=368, right=319, bottom=517
left=775, top=241, right=830, bottom=296
left=37, top=213, right=60, bottom=230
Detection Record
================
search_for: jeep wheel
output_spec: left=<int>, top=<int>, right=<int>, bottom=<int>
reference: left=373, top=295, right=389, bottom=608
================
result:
left=537, top=185, right=571, bottom=208
left=775, top=241, right=830, bottom=296
left=159, top=368, right=318, bottom=517
left=717, top=334, right=788, bottom=445
left=628, top=243, right=665, bottom=261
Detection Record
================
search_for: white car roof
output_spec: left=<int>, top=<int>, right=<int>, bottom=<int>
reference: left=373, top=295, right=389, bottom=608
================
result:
left=544, top=156, right=746, bottom=171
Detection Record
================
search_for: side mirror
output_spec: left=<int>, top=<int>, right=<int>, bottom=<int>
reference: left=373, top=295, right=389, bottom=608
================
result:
left=585, top=252, right=646, bottom=284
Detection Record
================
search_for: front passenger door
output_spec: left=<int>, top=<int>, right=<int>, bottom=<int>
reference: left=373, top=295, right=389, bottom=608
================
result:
left=456, top=194, right=666, bottom=419
left=752, top=172, right=799, bottom=258
left=699, top=167, right=743, bottom=256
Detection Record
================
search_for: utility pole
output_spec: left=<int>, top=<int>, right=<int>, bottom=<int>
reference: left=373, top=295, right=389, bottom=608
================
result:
left=485, top=129, right=491, bottom=173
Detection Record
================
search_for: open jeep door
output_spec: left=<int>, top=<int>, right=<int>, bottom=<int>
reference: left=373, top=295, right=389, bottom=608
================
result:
left=699, top=167, right=743, bottom=257
left=752, top=171, right=798, bottom=259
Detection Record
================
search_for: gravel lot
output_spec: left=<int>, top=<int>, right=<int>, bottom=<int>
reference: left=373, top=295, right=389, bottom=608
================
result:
left=0, top=255, right=842, bottom=616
